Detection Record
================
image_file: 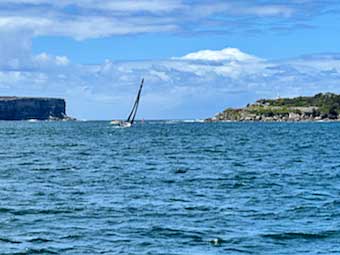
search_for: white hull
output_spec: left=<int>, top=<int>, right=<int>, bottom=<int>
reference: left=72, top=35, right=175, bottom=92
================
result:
left=110, top=120, right=121, bottom=125
left=110, top=120, right=132, bottom=128
left=120, top=122, right=132, bottom=128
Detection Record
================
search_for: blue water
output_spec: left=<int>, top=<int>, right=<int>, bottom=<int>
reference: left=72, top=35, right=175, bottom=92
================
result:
left=1, top=121, right=340, bottom=254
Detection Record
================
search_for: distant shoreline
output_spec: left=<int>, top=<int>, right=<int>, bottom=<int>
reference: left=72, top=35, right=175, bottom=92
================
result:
left=0, top=97, right=75, bottom=121
left=206, top=93, right=340, bottom=122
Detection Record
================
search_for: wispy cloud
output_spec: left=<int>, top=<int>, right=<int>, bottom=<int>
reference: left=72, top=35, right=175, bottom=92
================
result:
left=1, top=0, right=185, bottom=13
left=0, top=0, right=337, bottom=39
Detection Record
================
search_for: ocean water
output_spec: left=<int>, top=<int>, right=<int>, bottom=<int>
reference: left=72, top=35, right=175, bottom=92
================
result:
left=1, top=121, right=340, bottom=254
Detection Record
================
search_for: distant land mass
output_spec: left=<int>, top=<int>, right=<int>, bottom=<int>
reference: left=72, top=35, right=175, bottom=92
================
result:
left=207, top=93, right=340, bottom=122
left=0, top=97, right=74, bottom=121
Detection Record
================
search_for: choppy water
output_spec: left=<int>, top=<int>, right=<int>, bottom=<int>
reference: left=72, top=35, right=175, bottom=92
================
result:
left=1, top=121, right=340, bottom=254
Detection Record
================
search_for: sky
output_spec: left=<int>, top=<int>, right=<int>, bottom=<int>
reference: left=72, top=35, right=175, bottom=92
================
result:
left=1, top=0, right=340, bottom=120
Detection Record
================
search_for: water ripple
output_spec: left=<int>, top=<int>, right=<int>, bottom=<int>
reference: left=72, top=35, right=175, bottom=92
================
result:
left=1, top=121, right=340, bottom=254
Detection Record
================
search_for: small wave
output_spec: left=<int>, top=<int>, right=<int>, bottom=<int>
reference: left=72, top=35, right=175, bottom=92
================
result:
left=27, top=237, right=51, bottom=243
left=18, top=162, right=35, bottom=166
left=148, top=226, right=203, bottom=242
left=165, top=119, right=205, bottom=124
left=11, top=208, right=81, bottom=216
left=0, top=237, right=21, bottom=244
left=184, top=206, right=211, bottom=211
left=223, top=247, right=252, bottom=254
left=25, top=248, right=58, bottom=254
left=162, top=179, right=175, bottom=184
left=262, top=230, right=338, bottom=240
left=61, top=234, right=83, bottom=240
left=0, top=207, right=11, bottom=213
left=169, top=198, right=189, bottom=202
left=182, top=119, right=205, bottom=123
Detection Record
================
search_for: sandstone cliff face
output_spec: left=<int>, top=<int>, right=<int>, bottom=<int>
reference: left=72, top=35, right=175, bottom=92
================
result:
left=0, top=97, right=68, bottom=120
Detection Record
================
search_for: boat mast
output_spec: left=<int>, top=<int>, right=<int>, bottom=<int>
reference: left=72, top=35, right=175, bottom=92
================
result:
left=126, top=78, right=144, bottom=124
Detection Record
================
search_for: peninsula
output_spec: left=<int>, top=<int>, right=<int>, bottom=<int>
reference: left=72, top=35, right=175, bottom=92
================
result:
left=207, top=93, right=340, bottom=122
left=0, top=97, right=74, bottom=121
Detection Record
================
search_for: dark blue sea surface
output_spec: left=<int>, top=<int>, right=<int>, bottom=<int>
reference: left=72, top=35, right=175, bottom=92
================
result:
left=1, top=121, right=340, bottom=254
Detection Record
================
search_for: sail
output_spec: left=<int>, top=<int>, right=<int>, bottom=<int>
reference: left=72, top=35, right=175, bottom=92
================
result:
left=126, top=78, right=144, bottom=124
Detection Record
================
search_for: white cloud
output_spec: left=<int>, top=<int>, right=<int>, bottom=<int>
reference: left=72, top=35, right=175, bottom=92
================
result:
left=190, top=3, right=295, bottom=18
left=56, top=56, right=70, bottom=66
left=240, top=5, right=295, bottom=17
left=34, top=52, right=50, bottom=62
left=34, top=53, right=70, bottom=67
left=1, top=46, right=340, bottom=119
left=177, top=47, right=261, bottom=62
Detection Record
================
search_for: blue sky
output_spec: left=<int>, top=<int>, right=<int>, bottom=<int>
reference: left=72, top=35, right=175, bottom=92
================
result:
left=1, top=0, right=340, bottom=119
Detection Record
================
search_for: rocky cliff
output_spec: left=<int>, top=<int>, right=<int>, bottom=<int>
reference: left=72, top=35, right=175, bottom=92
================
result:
left=0, top=97, right=72, bottom=120
left=207, top=93, right=340, bottom=122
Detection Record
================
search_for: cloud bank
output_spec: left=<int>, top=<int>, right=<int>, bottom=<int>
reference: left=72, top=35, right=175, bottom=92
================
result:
left=1, top=42, right=340, bottom=119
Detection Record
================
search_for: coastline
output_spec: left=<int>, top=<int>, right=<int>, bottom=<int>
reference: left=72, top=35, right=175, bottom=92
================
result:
left=205, top=119, right=340, bottom=123
left=207, top=93, right=340, bottom=123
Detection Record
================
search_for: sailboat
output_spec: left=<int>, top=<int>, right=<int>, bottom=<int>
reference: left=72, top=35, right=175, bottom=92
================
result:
left=110, top=78, right=144, bottom=128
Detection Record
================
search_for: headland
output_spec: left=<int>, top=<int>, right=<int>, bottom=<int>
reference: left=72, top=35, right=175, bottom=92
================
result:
left=0, top=97, right=74, bottom=121
left=207, top=93, right=340, bottom=122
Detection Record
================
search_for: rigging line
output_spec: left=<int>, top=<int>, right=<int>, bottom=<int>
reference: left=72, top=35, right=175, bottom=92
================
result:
left=126, top=79, right=144, bottom=123
left=131, top=98, right=140, bottom=124
left=130, top=80, right=144, bottom=124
